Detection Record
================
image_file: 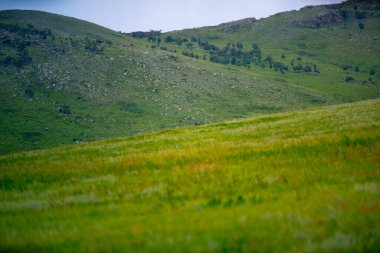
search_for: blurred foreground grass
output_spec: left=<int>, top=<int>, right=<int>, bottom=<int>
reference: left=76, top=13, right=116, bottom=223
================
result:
left=1, top=99, right=380, bottom=252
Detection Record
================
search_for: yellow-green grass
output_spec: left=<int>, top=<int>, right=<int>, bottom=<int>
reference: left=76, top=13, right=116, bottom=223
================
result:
left=1, top=99, right=380, bottom=252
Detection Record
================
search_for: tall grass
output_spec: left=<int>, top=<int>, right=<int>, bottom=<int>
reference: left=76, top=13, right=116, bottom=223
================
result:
left=1, top=99, right=379, bottom=252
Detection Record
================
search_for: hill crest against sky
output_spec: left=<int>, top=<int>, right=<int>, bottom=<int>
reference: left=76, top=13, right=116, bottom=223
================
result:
left=0, top=0, right=343, bottom=32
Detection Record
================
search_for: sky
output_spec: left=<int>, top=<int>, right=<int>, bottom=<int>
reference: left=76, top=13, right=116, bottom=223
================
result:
left=0, top=0, right=343, bottom=32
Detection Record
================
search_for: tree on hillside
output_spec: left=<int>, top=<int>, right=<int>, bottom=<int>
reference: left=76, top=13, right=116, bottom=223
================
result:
left=304, top=63, right=312, bottom=73
left=165, top=36, right=175, bottom=43
left=341, top=10, right=348, bottom=20
left=251, top=43, right=262, bottom=60
left=313, top=64, right=319, bottom=73
left=265, top=55, right=273, bottom=68
left=24, top=89, right=34, bottom=99
left=176, top=38, right=183, bottom=45
left=186, top=42, right=193, bottom=49
left=293, top=63, right=304, bottom=72
left=355, top=11, right=367, bottom=20
left=231, top=56, right=237, bottom=65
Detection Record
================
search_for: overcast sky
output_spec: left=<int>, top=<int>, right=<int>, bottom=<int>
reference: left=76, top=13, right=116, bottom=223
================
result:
left=0, top=0, right=343, bottom=32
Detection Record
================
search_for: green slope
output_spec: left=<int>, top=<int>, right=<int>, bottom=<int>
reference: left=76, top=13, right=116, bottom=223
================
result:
left=1, top=0, right=380, bottom=155
left=1, top=99, right=379, bottom=252
left=167, top=0, right=380, bottom=100
left=0, top=10, right=336, bottom=155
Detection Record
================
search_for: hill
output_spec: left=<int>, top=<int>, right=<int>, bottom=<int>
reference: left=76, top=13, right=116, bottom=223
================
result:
left=0, top=0, right=379, bottom=154
left=1, top=99, right=379, bottom=252
left=166, top=0, right=380, bottom=99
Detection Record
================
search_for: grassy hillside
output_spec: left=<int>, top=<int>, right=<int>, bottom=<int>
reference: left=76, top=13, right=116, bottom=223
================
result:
left=1, top=1, right=380, bottom=154
left=166, top=0, right=380, bottom=100
left=1, top=99, right=379, bottom=252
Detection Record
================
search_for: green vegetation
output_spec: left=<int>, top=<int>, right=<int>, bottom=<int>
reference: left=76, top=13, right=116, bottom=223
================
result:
left=1, top=99, right=379, bottom=252
left=0, top=2, right=379, bottom=251
left=1, top=0, right=380, bottom=154
left=0, top=12, right=330, bottom=155
left=141, top=30, right=319, bottom=74
left=167, top=0, right=380, bottom=98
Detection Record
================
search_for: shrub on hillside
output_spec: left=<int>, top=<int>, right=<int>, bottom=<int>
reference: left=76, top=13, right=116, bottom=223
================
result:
left=345, top=76, right=354, bottom=82
left=59, top=105, right=71, bottom=115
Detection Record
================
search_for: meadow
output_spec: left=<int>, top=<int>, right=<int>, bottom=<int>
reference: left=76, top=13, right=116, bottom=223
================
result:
left=1, top=99, right=379, bottom=252
left=1, top=3, right=379, bottom=154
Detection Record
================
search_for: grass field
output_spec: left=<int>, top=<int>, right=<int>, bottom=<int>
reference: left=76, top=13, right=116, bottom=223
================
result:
left=1, top=99, right=379, bottom=252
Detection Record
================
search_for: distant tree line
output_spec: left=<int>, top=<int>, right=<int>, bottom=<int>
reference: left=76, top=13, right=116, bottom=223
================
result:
left=291, top=57, right=319, bottom=73
left=340, top=64, right=377, bottom=77
left=164, top=36, right=192, bottom=46
left=127, top=30, right=162, bottom=43
left=182, top=51, right=200, bottom=59
left=126, top=31, right=325, bottom=74
left=207, top=42, right=262, bottom=67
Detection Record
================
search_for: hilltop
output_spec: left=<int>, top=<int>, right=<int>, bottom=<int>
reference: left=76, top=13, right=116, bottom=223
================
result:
left=0, top=0, right=379, bottom=154
left=167, top=0, right=380, bottom=97
left=1, top=99, right=379, bottom=252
